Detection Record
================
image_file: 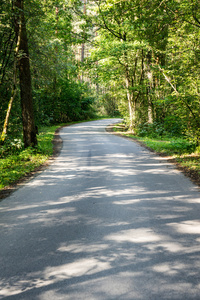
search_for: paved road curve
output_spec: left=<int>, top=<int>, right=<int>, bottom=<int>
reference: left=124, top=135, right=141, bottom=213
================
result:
left=1, top=119, right=200, bottom=300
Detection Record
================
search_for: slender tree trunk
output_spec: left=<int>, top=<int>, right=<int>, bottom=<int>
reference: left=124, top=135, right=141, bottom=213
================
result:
left=54, top=5, right=58, bottom=90
left=1, top=62, right=18, bottom=143
left=146, top=52, right=153, bottom=124
left=125, top=75, right=135, bottom=132
left=124, top=46, right=136, bottom=132
left=0, top=21, right=21, bottom=142
left=14, top=0, right=37, bottom=148
left=147, top=90, right=153, bottom=124
left=81, top=0, right=87, bottom=82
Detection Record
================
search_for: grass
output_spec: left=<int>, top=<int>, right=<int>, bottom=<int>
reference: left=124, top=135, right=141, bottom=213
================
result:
left=113, top=123, right=200, bottom=184
left=125, top=135, right=196, bottom=155
left=176, top=154, right=200, bottom=174
left=0, top=125, right=60, bottom=190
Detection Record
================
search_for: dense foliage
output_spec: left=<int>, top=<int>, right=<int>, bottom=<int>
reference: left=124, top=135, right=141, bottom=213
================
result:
left=0, top=0, right=200, bottom=147
left=84, top=0, right=200, bottom=142
left=0, top=0, right=95, bottom=146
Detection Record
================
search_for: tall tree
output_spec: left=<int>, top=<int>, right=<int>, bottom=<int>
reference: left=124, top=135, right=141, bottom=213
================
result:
left=13, top=0, right=37, bottom=147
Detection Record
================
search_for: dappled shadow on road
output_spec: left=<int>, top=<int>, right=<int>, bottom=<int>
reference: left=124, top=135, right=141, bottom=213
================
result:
left=0, top=120, right=200, bottom=299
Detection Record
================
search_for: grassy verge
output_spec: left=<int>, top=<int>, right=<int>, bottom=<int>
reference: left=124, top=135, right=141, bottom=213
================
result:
left=0, top=125, right=60, bottom=190
left=113, top=123, right=200, bottom=185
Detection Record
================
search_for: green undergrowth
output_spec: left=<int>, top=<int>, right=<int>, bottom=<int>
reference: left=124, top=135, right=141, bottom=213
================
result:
left=127, top=135, right=196, bottom=156
left=0, top=125, right=60, bottom=190
left=113, top=123, right=200, bottom=180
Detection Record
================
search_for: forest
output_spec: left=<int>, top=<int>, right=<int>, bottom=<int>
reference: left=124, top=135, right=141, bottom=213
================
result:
left=0, top=0, right=200, bottom=189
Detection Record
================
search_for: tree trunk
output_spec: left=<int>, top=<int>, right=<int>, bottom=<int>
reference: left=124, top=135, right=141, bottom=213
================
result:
left=146, top=52, right=154, bottom=124
left=125, top=75, right=135, bottom=132
left=0, top=23, right=21, bottom=143
left=0, top=82, right=17, bottom=143
left=14, top=0, right=37, bottom=148
left=147, top=90, right=153, bottom=124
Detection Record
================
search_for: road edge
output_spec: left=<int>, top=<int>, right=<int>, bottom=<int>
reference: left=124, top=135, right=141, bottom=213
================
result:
left=0, top=126, right=63, bottom=201
left=106, top=124, right=200, bottom=189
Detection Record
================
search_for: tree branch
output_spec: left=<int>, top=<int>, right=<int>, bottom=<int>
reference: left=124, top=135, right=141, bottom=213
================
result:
left=158, top=64, right=198, bottom=122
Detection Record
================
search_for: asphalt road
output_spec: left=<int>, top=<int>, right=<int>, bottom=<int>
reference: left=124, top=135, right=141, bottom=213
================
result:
left=1, top=119, right=200, bottom=300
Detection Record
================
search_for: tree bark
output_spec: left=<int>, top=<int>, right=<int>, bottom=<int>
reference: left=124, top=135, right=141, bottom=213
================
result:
left=13, top=0, right=37, bottom=148
left=125, top=74, right=135, bottom=132
left=0, top=62, right=17, bottom=143
left=146, top=52, right=154, bottom=124
left=0, top=20, right=21, bottom=143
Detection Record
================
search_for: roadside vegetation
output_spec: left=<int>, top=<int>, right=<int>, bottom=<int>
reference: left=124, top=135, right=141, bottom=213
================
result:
left=0, top=125, right=59, bottom=190
left=113, top=122, right=200, bottom=186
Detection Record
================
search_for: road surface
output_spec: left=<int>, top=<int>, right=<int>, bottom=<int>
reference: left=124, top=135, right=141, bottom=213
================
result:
left=1, top=119, right=200, bottom=300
